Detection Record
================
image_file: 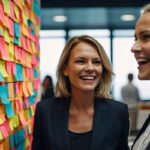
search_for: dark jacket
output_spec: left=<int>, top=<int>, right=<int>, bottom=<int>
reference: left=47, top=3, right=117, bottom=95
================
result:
left=32, top=97, right=129, bottom=150
left=131, top=114, right=150, bottom=150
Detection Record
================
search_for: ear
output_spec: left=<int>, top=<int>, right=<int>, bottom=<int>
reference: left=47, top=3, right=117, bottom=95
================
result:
left=63, top=66, right=69, bottom=76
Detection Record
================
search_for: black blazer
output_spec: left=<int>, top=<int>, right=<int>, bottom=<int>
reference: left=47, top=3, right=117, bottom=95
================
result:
left=131, top=114, right=150, bottom=150
left=32, top=97, right=129, bottom=150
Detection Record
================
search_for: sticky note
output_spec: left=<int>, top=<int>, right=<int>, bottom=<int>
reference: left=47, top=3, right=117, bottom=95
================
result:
left=8, top=83, right=14, bottom=99
left=6, top=61, right=11, bottom=74
left=0, top=124, right=9, bottom=138
left=0, top=130, right=3, bottom=141
left=8, top=18, right=14, bottom=37
left=9, top=43, right=15, bottom=61
left=10, top=1, right=14, bottom=20
left=5, top=103, right=15, bottom=118
left=0, top=73, right=4, bottom=82
left=14, top=22, right=20, bottom=37
left=2, top=0, right=10, bottom=15
left=19, top=111, right=27, bottom=126
left=0, top=60, right=9, bottom=77
left=10, top=135, right=15, bottom=149
left=0, top=93, right=10, bottom=104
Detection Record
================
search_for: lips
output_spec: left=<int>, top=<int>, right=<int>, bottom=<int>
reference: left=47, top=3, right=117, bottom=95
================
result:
left=136, top=57, right=150, bottom=66
left=79, top=75, right=96, bottom=80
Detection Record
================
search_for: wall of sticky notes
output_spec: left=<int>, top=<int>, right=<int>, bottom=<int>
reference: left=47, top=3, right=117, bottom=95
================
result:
left=0, top=0, right=40, bottom=149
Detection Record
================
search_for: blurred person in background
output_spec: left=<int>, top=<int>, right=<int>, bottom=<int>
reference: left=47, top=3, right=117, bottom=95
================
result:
left=41, top=75, right=54, bottom=100
left=131, top=3, right=150, bottom=150
left=121, top=73, right=140, bottom=132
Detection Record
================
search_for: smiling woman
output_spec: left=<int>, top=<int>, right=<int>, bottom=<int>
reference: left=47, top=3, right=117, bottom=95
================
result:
left=32, top=35, right=130, bottom=150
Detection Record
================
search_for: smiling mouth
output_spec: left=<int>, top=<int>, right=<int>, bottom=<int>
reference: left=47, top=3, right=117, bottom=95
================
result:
left=137, top=58, right=150, bottom=66
left=79, top=76, right=96, bottom=80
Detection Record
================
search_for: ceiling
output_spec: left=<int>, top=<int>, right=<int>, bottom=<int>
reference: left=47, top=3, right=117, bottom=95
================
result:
left=40, top=0, right=149, bottom=30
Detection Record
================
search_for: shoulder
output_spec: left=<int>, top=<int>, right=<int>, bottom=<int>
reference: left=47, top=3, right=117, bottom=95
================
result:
left=36, top=97, right=69, bottom=111
left=96, top=98, right=128, bottom=114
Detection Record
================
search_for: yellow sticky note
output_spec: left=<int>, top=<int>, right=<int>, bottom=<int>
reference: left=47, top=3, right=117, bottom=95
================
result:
left=14, top=4, right=19, bottom=21
left=0, top=131, right=3, bottom=141
left=9, top=43, right=14, bottom=61
left=12, top=115, right=20, bottom=128
left=9, top=118, right=14, bottom=131
left=25, top=137, right=30, bottom=148
left=27, top=82, right=34, bottom=96
left=0, top=60, right=9, bottom=77
left=2, top=0, right=10, bottom=15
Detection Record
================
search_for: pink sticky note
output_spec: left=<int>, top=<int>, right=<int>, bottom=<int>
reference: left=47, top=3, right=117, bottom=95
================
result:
left=0, top=125, right=9, bottom=138
left=15, top=82, right=20, bottom=95
left=5, top=61, right=11, bottom=74
left=10, top=1, right=14, bottom=20
left=0, top=3, right=5, bottom=25
left=24, top=97, right=29, bottom=108
left=11, top=62, right=16, bottom=75
left=8, top=18, right=14, bottom=37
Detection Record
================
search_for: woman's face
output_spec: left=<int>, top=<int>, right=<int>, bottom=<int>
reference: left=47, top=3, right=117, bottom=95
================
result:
left=131, top=12, right=150, bottom=80
left=64, top=42, right=103, bottom=93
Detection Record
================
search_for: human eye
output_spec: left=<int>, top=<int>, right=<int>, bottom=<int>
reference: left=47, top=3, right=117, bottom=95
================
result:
left=76, top=59, right=85, bottom=64
left=142, top=34, right=150, bottom=40
left=93, top=60, right=101, bottom=65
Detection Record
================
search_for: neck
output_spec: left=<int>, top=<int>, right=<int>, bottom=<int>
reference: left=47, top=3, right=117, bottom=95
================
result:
left=70, top=91, right=95, bottom=112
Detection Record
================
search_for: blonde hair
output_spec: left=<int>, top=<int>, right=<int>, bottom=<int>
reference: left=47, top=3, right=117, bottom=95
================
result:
left=142, top=3, right=150, bottom=14
left=55, top=35, right=114, bottom=99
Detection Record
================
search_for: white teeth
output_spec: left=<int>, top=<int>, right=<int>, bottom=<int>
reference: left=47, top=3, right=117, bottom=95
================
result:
left=137, top=58, right=150, bottom=62
left=81, top=76, right=94, bottom=80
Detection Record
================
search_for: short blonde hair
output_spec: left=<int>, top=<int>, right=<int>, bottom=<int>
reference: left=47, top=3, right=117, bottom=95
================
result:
left=55, top=35, right=114, bottom=99
left=142, top=3, right=150, bottom=14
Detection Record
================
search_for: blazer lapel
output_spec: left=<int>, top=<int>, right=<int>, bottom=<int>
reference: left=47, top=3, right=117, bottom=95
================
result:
left=52, top=98, right=70, bottom=150
left=90, top=99, right=110, bottom=150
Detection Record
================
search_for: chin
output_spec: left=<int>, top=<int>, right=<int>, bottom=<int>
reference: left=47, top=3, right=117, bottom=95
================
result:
left=138, top=74, right=150, bottom=80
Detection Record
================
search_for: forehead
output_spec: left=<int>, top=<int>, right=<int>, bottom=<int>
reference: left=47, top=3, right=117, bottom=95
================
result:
left=70, top=42, right=99, bottom=56
left=135, top=12, right=150, bottom=32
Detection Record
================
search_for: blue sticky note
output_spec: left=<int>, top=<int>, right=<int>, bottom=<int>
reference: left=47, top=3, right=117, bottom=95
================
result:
left=16, top=142, right=25, bottom=150
left=10, top=135, right=15, bottom=149
left=15, top=129, right=25, bottom=145
left=5, top=103, right=15, bottom=118
left=14, top=22, right=21, bottom=38
left=0, top=93, right=10, bottom=104
left=14, top=36, right=19, bottom=45
left=18, top=64, right=24, bottom=81
left=33, top=2, right=41, bottom=17
left=33, top=69, right=38, bottom=78
left=29, top=96, right=35, bottom=105
left=0, top=73, right=4, bottom=81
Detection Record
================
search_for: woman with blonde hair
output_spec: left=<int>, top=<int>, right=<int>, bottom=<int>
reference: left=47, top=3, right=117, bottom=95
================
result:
left=131, top=3, right=150, bottom=150
left=32, top=35, right=129, bottom=150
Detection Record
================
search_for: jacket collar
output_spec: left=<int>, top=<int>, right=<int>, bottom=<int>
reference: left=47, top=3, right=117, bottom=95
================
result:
left=52, top=98, right=110, bottom=150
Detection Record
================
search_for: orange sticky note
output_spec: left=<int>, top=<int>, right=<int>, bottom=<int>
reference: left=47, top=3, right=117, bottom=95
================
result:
left=0, top=142, right=3, bottom=149
left=0, top=23, right=4, bottom=36
left=8, top=83, right=14, bottom=99
left=22, top=82, right=29, bottom=97
left=19, top=111, right=27, bottom=126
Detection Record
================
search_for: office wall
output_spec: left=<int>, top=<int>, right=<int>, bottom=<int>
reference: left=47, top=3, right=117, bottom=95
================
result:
left=0, top=0, right=40, bottom=149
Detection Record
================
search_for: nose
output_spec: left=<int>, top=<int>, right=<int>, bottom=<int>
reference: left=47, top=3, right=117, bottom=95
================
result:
left=85, top=62, right=94, bottom=71
left=131, top=41, right=142, bottom=53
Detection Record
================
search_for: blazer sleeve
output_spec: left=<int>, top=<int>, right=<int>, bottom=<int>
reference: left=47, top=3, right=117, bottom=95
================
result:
left=118, top=104, right=130, bottom=150
left=32, top=102, right=43, bottom=150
